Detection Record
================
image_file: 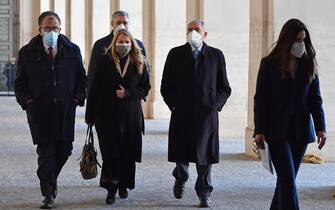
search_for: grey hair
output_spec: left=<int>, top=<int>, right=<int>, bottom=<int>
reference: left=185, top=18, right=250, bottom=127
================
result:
left=112, top=10, right=129, bottom=19
left=187, top=20, right=205, bottom=28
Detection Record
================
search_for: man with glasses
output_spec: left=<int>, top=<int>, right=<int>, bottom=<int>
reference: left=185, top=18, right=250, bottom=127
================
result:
left=87, top=10, right=146, bottom=90
left=14, top=11, right=87, bottom=209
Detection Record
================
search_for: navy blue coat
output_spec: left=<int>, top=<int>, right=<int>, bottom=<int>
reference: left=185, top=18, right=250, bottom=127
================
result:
left=254, top=57, right=326, bottom=143
left=15, top=35, right=87, bottom=145
left=87, top=31, right=146, bottom=89
left=161, top=43, right=231, bottom=164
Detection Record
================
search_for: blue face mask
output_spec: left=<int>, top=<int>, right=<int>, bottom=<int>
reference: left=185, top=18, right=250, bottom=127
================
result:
left=43, top=31, right=59, bottom=47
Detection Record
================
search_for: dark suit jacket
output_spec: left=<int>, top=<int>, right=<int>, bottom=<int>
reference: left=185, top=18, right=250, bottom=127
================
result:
left=254, top=57, right=326, bottom=143
left=87, top=31, right=146, bottom=89
left=161, top=42, right=231, bottom=164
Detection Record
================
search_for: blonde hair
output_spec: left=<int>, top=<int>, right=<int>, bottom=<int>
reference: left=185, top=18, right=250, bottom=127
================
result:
left=107, top=29, right=144, bottom=75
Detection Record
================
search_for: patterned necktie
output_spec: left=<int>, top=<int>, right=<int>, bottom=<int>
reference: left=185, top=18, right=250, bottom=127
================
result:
left=47, top=47, right=53, bottom=61
left=193, top=48, right=200, bottom=60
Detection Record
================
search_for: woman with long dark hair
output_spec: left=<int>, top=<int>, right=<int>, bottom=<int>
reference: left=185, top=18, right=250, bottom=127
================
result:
left=254, top=19, right=327, bottom=210
left=85, top=29, right=150, bottom=205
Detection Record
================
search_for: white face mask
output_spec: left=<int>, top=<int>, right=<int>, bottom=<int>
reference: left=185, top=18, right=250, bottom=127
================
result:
left=187, top=30, right=202, bottom=48
left=113, top=24, right=126, bottom=36
left=291, top=41, right=306, bottom=58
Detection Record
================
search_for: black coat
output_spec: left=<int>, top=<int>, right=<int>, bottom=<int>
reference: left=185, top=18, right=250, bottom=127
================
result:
left=85, top=54, right=150, bottom=162
left=254, top=57, right=326, bottom=143
left=161, top=43, right=231, bottom=165
left=14, top=35, right=87, bottom=145
left=87, top=32, right=146, bottom=89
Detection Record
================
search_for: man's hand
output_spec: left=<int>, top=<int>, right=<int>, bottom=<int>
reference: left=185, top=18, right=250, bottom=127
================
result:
left=317, top=131, right=327, bottom=150
left=116, top=85, right=125, bottom=99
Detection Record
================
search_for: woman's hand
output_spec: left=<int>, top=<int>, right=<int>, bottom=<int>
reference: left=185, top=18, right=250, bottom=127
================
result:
left=116, top=85, right=125, bottom=99
left=255, top=134, right=266, bottom=149
left=317, top=131, right=327, bottom=150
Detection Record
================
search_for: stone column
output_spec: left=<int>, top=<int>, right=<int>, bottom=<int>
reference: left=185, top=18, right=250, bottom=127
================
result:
left=65, top=0, right=71, bottom=38
left=142, top=0, right=156, bottom=118
left=110, top=0, right=120, bottom=31
left=54, top=0, right=66, bottom=35
left=84, top=0, right=93, bottom=69
left=245, top=0, right=274, bottom=158
left=18, top=0, right=41, bottom=48
left=49, top=0, right=55, bottom=11
left=186, top=0, right=204, bottom=23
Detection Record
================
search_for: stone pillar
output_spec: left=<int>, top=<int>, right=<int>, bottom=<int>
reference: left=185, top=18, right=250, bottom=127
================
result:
left=142, top=0, right=156, bottom=118
left=65, top=0, right=71, bottom=38
left=49, top=0, right=55, bottom=11
left=54, top=0, right=66, bottom=36
left=186, top=0, right=204, bottom=23
left=110, top=0, right=120, bottom=31
left=245, top=0, right=274, bottom=158
left=19, top=0, right=41, bottom=48
left=84, top=0, right=93, bottom=69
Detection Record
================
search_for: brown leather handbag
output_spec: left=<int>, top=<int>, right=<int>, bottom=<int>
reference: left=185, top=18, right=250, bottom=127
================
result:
left=79, top=125, right=101, bottom=179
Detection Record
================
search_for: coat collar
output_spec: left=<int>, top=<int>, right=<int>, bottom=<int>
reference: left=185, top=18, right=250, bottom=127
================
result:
left=184, top=42, right=209, bottom=57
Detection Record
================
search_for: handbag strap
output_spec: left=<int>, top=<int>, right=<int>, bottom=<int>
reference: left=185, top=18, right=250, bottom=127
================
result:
left=85, top=125, right=94, bottom=145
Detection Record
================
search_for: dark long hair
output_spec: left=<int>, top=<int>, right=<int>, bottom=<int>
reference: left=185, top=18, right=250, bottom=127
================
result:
left=268, top=19, right=317, bottom=81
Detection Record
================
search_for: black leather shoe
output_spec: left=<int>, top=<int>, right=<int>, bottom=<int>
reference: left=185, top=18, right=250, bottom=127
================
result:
left=199, top=197, right=211, bottom=208
left=173, top=180, right=185, bottom=199
left=118, top=188, right=128, bottom=199
left=40, top=195, right=54, bottom=209
left=106, top=191, right=115, bottom=205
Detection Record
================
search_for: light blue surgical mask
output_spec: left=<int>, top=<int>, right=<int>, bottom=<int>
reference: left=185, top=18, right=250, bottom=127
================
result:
left=43, top=31, right=59, bottom=47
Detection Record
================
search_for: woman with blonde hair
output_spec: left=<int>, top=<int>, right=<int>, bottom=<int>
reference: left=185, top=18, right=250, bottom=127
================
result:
left=85, top=28, right=150, bottom=205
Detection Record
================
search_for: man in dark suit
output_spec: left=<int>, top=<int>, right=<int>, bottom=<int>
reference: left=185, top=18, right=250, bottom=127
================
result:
left=161, top=20, right=231, bottom=208
left=87, top=10, right=146, bottom=90
left=14, top=11, right=87, bottom=209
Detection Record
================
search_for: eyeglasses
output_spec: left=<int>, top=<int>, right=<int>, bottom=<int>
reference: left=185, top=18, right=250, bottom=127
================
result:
left=42, top=26, right=61, bottom=33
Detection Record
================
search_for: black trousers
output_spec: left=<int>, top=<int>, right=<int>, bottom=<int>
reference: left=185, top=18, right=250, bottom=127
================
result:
left=36, top=141, right=73, bottom=197
left=173, top=163, right=213, bottom=198
left=100, top=159, right=136, bottom=192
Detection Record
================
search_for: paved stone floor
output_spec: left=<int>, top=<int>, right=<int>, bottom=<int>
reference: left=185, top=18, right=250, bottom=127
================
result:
left=0, top=97, right=334, bottom=210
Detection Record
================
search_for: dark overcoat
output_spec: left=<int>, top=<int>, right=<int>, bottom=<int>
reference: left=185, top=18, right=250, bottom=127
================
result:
left=14, top=35, right=87, bottom=145
left=254, top=57, right=326, bottom=143
left=85, top=54, right=150, bottom=162
left=161, top=42, right=231, bottom=165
